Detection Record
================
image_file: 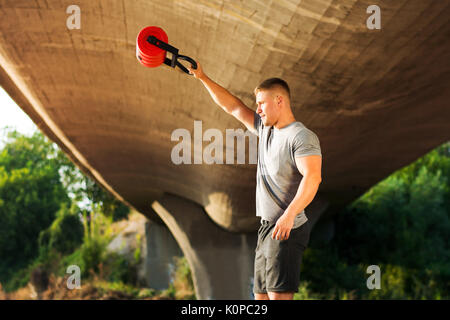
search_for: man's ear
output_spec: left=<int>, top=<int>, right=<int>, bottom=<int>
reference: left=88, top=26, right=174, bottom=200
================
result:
left=276, top=95, right=282, bottom=107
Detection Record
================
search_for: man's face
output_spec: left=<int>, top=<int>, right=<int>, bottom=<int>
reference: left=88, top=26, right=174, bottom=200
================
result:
left=255, top=90, right=279, bottom=126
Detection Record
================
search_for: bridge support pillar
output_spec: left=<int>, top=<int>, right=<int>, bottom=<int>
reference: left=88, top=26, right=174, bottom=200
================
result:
left=152, top=193, right=257, bottom=300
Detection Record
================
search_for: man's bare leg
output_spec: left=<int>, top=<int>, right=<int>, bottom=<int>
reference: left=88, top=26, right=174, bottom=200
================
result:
left=267, top=292, right=294, bottom=300
left=255, top=293, right=270, bottom=300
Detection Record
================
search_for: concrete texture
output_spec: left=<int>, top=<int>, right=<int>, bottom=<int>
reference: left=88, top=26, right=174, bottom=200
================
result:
left=107, top=211, right=184, bottom=290
left=0, top=0, right=449, bottom=234
left=152, top=193, right=256, bottom=299
left=145, top=219, right=183, bottom=290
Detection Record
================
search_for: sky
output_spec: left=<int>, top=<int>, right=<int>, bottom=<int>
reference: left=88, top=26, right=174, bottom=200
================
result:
left=0, top=86, right=38, bottom=148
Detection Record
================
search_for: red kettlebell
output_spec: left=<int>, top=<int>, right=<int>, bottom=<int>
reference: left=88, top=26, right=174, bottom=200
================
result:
left=136, top=26, right=197, bottom=75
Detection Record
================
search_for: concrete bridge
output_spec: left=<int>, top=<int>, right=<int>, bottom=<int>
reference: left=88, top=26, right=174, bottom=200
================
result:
left=0, top=0, right=449, bottom=299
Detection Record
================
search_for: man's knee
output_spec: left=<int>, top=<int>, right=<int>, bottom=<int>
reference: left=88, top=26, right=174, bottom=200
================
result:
left=254, top=293, right=269, bottom=300
left=267, top=291, right=294, bottom=300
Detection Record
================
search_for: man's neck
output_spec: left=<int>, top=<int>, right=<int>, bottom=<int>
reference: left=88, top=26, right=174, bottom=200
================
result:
left=274, top=112, right=296, bottom=130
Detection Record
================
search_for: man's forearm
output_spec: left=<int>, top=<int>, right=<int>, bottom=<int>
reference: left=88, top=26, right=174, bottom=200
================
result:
left=285, top=175, right=321, bottom=218
left=199, top=75, right=241, bottom=113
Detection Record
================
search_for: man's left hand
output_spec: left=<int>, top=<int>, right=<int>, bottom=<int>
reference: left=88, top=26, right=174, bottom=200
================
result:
left=272, top=212, right=296, bottom=240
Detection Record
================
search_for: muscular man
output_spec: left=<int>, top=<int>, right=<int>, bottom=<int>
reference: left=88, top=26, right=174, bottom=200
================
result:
left=188, top=62, right=322, bottom=300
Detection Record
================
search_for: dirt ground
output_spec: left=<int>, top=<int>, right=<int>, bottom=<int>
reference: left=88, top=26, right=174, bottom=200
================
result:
left=0, top=274, right=171, bottom=300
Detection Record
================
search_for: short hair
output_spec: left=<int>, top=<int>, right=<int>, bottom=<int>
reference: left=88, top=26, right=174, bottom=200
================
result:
left=254, top=78, right=291, bottom=100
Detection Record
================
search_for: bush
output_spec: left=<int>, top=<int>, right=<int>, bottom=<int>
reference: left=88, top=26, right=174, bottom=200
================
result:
left=169, top=257, right=196, bottom=300
left=38, top=203, right=84, bottom=255
left=103, top=252, right=137, bottom=285
left=79, top=209, right=113, bottom=275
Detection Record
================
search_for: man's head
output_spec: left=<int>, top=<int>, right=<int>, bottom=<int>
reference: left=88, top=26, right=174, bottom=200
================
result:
left=254, top=78, right=291, bottom=127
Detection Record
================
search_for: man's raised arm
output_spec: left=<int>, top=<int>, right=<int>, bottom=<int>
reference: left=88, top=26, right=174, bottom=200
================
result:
left=188, top=61, right=255, bottom=132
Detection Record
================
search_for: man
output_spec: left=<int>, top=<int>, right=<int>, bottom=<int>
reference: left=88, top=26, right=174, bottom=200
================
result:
left=188, top=62, right=322, bottom=300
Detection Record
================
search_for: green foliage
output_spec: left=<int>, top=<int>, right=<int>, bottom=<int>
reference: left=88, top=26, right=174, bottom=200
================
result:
left=134, top=234, right=142, bottom=265
left=59, top=247, right=85, bottom=277
left=72, top=176, right=130, bottom=222
left=3, top=129, right=132, bottom=222
left=38, top=203, right=84, bottom=255
left=103, top=252, right=137, bottom=284
left=58, top=211, right=138, bottom=285
left=80, top=208, right=113, bottom=275
left=294, top=281, right=322, bottom=300
left=366, top=264, right=408, bottom=300
left=164, top=257, right=196, bottom=300
left=300, top=141, right=450, bottom=299
left=0, top=130, right=69, bottom=285
left=0, top=130, right=60, bottom=172
left=0, top=128, right=130, bottom=293
left=2, top=246, right=62, bottom=293
left=300, top=246, right=367, bottom=299
left=95, top=280, right=141, bottom=297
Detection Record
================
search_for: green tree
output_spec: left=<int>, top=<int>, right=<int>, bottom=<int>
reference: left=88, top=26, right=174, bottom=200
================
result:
left=330, top=141, right=450, bottom=298
left=0, top=130, right=70, bottom=282
left=83, top=179, right=130, bottom=221
left=300, top=142, right=450, bottom=299
left=0, top=128, right=131, bottom=292
left=56, top=149, right=130, bottom=222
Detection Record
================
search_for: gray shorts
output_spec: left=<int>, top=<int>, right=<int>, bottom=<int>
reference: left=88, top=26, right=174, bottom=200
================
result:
left=253, top=218, right=311, bottom=294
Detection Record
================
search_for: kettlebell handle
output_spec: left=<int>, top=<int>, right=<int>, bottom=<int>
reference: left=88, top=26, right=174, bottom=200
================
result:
left=147, top=36, right=197, bottom=75
left=176, top=55, right=197, bottom=74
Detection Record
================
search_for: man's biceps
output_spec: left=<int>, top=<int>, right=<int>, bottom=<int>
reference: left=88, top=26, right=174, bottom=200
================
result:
left=295, top=155, right=322, bottom=174
left=295, top=154, right=322, bottom=162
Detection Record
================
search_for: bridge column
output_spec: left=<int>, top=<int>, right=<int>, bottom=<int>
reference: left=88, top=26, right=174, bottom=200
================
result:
left=152, top=193, right=257, bottom=300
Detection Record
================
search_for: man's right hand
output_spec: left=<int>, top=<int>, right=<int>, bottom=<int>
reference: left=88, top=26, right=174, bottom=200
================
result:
left=188, top=61, right=206, bottom=80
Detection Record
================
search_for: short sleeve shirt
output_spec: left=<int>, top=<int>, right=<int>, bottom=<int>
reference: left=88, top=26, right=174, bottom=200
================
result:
left=252, top=112, right=322, bottom=227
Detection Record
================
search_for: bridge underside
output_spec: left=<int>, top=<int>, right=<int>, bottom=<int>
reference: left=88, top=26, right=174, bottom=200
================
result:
left=0, top=0, right=449, bottom=298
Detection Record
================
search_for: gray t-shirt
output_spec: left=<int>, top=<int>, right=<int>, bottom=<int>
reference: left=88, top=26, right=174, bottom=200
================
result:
left=251, top=112, right=322, bottom=228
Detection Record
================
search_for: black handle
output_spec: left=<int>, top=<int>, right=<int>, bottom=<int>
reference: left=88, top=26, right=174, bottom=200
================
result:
left=176, top=55, right=197, bottom=75
left=147, top=35, right=197, bottom=75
